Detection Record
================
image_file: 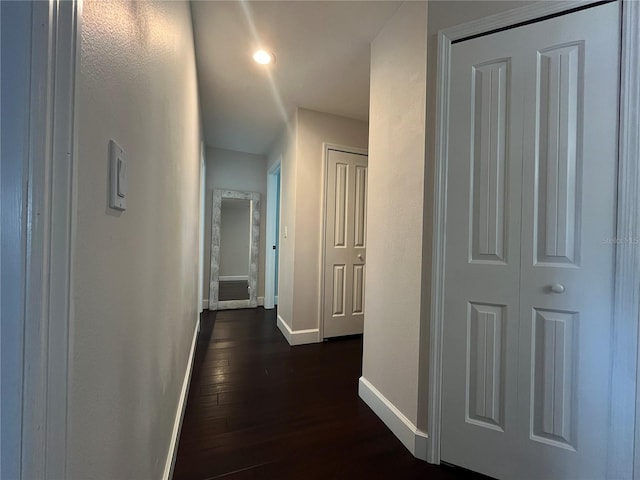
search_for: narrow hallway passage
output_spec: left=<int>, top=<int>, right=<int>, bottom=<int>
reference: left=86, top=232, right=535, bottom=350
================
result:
left=173, top=309, right=479, bottom=479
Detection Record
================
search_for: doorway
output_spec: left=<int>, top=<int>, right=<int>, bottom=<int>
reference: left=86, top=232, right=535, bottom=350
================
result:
left=436, top=2, right=625, bottom=478
left=265, top=162, right=281, bottom=310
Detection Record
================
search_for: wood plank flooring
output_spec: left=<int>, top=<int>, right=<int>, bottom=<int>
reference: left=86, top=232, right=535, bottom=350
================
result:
left=173, top=308, right=481, bottom=479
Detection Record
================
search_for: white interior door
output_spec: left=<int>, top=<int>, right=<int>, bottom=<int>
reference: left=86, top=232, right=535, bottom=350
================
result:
left=441, top=3, right=620, bottom=478
left=323, top=149, right=368, bottom=338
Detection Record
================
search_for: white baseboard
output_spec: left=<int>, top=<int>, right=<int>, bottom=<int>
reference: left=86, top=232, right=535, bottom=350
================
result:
left=218, top=275, right=248, bottom=281
left=276, top=315, right=320, bottom=346
left=163, top=317, right=200, bottom=480
left=358, top=376, right=429, bottom=461
left=258, top=296, right=264, bottom=306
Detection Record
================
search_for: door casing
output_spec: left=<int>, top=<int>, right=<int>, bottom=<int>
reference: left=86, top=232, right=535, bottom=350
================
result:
left=2, top=1, right=81, bottom=478
left=319, top=143, right=368, bottom=340
left=428, top=2, right=640, bottom=478
left=264, top=160, right=282, bottom=310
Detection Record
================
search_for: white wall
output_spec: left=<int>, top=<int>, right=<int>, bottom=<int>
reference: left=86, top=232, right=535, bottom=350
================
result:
left=69, top=1, right=202, bottom=478
left=204, top=147, right=267, bottom=299
left=220, top=199, right=251, bottom=278
left=362, top=0, right=428, bottom=429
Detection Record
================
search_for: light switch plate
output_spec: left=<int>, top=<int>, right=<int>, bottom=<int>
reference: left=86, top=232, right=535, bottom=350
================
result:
left=109, top=140, right=127, bottom=211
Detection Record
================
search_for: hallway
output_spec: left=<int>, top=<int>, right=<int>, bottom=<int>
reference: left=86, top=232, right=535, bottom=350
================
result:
left=173, top=309, right=473, bottom=479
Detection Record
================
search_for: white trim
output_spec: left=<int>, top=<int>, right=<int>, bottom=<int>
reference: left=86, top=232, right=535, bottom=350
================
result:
left=198, top=142, right=206, bottom=314
left=611, top=2, right=640, bottom=479
left=358, top=377, right=428, bottom=460
left=319, top=143, right=368, bottom=340
left=219, top=275, right=248, bottom=282
left=20, top=1, right=80, bottom=478
left=276, top=315, right=292, bottom=343
left=0, top=3, right=33, bottom=477
left=276, top=315, right=291, bottom=343
left=258, top=296, right=264, bottom=307
left=439, top=0, right=603, bottom=42
left=264, top=160, right=281, bottom=310
left=163, top=317, right=200, bottom=480
left=276, top=315, right=320, bottom=346
left=428, top=0, right=639, bottom=471
left=202, top=299, right=209, bottom=310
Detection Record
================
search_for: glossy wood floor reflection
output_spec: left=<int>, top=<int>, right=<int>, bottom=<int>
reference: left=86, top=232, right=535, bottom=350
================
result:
left=173, top=308, right=478, bottom=480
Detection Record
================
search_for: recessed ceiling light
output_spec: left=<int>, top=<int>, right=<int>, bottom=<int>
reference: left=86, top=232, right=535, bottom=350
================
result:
left=253, top=50, right=274, bottom=65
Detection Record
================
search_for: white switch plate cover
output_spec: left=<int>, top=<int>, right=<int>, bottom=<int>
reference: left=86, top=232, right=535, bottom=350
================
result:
left=109, top=140, right=127, bottom=211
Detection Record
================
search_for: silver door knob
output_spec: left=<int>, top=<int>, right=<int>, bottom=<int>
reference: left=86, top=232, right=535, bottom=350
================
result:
left=357, top=254, right=364, bottom=261
left=550, top=284, right=565, bottom=294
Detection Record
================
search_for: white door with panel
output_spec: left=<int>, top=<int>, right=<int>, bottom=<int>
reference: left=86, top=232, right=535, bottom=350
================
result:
left=441, top=3, right=620, bottom=479
left=323, top=149, right=368, bottom=338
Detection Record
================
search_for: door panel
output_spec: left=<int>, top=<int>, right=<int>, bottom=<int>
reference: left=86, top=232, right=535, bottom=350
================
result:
left=324, top=149, right=368, bottom=338
left=442, top=25, right=524, bottom=479
left=334, top=163, right=348, bottom=247
left=332, top=264, right=346, bottom=316
left=467, top=302, right=506, bottom=430
left=531, top=308, right=577, bottom=449
left=442, top=3, right=620, bottom=479
left=517, top=4, right=619, bottom=477
left=352, top=264, right=365, bottom=314
left=354, top=165, right=367, bottom=248
left=471, top=60, right=509, bottom=262
left=535, top=43, right=582, bottom=265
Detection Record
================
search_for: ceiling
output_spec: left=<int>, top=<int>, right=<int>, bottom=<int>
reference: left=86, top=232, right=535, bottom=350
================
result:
left=191, top=1, right=402, bottom=155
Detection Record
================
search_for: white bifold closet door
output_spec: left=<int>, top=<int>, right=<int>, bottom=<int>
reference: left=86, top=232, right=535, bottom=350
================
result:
left=441, top=2, right=620, bottom=479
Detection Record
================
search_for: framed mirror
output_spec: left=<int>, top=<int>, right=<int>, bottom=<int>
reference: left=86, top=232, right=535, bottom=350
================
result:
left=209, top=189, right=261, bottom=310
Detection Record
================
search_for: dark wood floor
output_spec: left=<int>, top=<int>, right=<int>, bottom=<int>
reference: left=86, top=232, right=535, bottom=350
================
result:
left=219, top=281, right=249, bottom=301
left=173, top=308, right=478, bottom=479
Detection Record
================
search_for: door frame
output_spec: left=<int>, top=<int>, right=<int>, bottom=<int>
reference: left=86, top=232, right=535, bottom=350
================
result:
left=264, top=160, right=281, bottom=310
left=198, top=142, right=206, bottom=312
left=427, top=1, right=640, bottom=477
left=319, top=143, right=368, bottom=340
left=1, top=1, right=81, bottom=478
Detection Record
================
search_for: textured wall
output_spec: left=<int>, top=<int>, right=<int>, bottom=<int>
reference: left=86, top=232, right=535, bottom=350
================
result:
left=362, top=1, right=428, bottom=427
left=69, top=1, right=201, bottom=477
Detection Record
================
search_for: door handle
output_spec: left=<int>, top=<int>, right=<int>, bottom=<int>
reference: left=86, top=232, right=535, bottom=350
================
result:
left=357, top=254, right=364, bottom=261
left=550, top=283, right=565, bottom=294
